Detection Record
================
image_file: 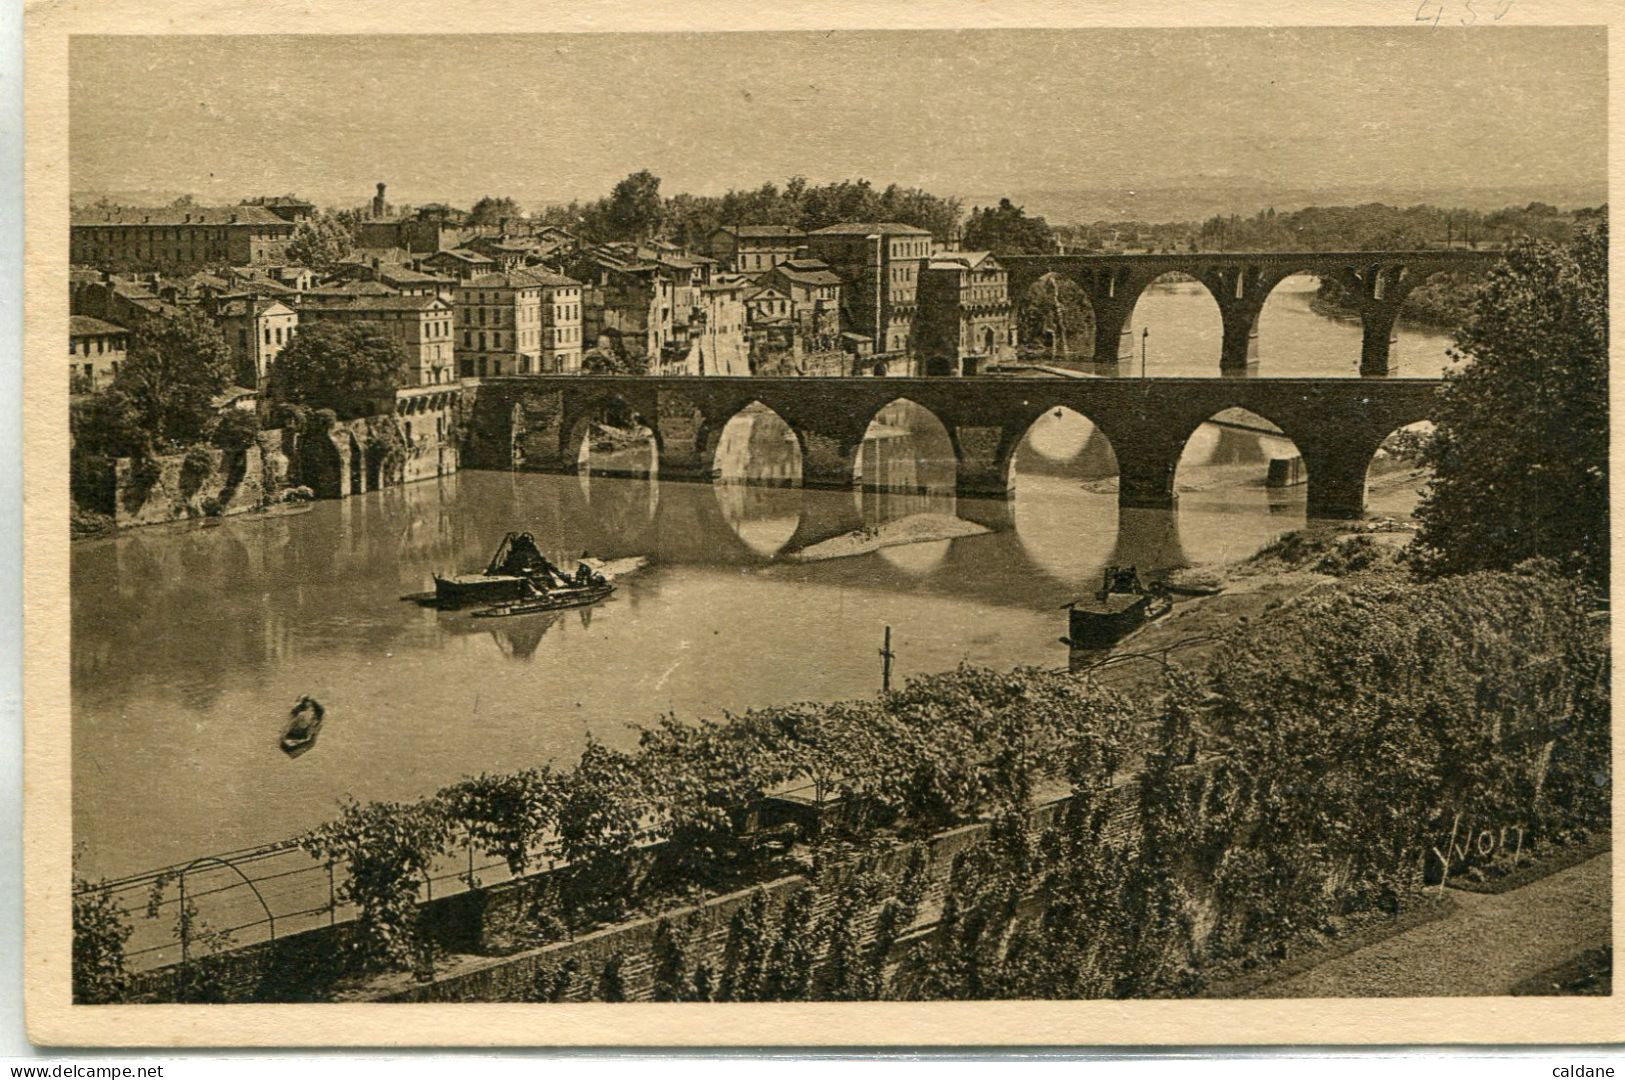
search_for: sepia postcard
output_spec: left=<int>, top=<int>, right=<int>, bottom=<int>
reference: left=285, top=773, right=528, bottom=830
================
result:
left=21, top=0, right=1625, bottom=1048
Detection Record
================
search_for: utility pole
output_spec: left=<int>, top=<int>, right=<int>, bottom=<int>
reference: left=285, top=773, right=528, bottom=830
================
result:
left=1141, top=327, right=1149, bottom=379
left=879, top=625, right=895, bottom=693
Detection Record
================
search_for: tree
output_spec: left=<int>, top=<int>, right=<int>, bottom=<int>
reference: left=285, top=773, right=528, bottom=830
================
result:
left=963, top=199, right=1056, bottom=256
left=284, top=214, right=355, bottom=276
left=113, top=308, right=235, bottom=451
left=469, top=196, right=523, bottom=226
left=269, top=321, right=408, bottom=420
left=73, top=873, right=132, bottom=1004
left=601, top=170, right=664, bottom=242
left=209, top=407, right=261, bottom=452
left=1410, top=221, right=1608, bottom=590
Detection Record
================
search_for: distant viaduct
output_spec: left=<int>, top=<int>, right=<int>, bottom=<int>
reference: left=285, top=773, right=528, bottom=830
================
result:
left=1000, top=250, right=1496, bottom=376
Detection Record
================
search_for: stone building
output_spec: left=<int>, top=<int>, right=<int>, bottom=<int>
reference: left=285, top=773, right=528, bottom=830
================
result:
left=419, top=249, right=496, bottom=283
left=454, top=271, right=545, bottom=378
left=71, top=205, right=297, bottom=271
left=914, top=250, right=1015, bottom=375
left=300, top=294, right=457, bottom=386
left=762, top=257, right=843, bottom=349
left=708, top=225, right=807, bottom=273
left=806, top=222, right=933, bottom=364
left=68, top=315, right=128, bottom=393
left=214, top=296, right=298, bottom=389
left=527, top=268, right=585, bottom=374
left=572, top=248, right=676, bottom=365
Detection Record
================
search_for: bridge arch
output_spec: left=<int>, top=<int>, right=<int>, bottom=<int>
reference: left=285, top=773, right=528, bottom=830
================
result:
left=1132, top=271, right=1224, bottom=376
left=1004, top=405, right=1121, bottom=493
left=564, top=392, right=661, bottom=477
left=711, top=400, right=804, bottom=488
left=1013, top=271, right=1097, bottom=363
left=1173, top=404, right=1311, bottom=513
left=853, top=397, right=958, bottom=496
left=1362, top=420, right=1435, bottom=519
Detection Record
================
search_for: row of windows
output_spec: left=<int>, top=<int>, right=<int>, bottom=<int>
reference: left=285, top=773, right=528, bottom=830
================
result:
left=69, top=336, right=123, bottom=356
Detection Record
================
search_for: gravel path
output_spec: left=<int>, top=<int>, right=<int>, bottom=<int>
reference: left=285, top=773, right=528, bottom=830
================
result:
left=1264, top=853, right=1611, bottom=997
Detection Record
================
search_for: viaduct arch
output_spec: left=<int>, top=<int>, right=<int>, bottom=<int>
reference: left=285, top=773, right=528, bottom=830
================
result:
left=1001, top=250, right=1496, bottom=376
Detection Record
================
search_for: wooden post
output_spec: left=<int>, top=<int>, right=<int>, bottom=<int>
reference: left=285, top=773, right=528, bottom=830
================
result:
left=880, top=625, right=895, bottom=693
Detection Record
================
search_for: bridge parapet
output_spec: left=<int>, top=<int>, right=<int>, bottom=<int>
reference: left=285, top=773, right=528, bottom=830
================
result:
left=1002, top=249, right=1497, bottom=376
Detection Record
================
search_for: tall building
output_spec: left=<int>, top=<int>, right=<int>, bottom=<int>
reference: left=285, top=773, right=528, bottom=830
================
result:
left=454, top=271, right=546, bottom=377
left=708, top=225, right=806, bottom=273
left=527, top=269, right=585, bottom=373
left=806, top=222, right=933, bottom=361
left=300, top=294, right=456, bottom=385
left=914, top=251, right=1014, bottom=375
left=71, top=205, right=297, bottom=272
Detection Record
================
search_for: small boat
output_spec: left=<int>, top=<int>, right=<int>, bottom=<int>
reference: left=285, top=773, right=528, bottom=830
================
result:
left=1063, top=566, right=1172, bottom=649
left=471, top=580, right=615, bottom=619
left=280, top=696, right=325, bottom=758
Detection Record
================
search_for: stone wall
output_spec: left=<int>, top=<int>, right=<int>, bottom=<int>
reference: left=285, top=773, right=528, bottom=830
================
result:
left=110, top=437, right=280, bottom=527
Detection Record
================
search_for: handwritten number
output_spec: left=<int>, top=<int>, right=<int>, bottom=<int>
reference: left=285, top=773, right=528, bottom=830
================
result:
left=1493, top=0, right=1514, bottom=18
left=1461, top=0, right=1477, bottom=24
left=1415, top=0, right=1443, bottom=28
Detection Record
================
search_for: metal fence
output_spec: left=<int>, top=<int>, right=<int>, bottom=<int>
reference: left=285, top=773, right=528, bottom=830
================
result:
left=79, top=639, right=1219, bottom=976
left=77, top=827, right=655, bottom=974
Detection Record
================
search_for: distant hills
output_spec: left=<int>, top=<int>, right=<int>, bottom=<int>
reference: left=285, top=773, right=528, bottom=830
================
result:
left=956, top=180, right=1608, bottom=226
left=73, top=178, right=1608, bottom=230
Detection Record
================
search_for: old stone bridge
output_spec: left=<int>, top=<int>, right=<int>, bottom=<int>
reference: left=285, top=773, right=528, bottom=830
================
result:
left=1000, top=250, right=1497, bottom=375
left=464, top=374, right=1443, bottom=520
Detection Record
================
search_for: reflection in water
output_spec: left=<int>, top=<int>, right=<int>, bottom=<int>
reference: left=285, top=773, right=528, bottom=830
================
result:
left=73, top=469, right=1310, bottom=878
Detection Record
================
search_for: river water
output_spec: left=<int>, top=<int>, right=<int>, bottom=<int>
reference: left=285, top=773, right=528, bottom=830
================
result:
left=71, top=278, right=1451, bottom=879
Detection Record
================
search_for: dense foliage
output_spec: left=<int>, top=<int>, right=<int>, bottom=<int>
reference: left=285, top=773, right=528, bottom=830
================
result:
left=73, top=309, right=234, bottom=459
left=539, top=172, right=965, bottom=246
left=268, top=321, right=409, bottom=420
left=1410, top=223, right=1609, bottom=591
left=72, top=873, right=133, bottom=1004
left=284, top=214, right=355, bottom=276
left=962, top=199, right=1057, bottom=255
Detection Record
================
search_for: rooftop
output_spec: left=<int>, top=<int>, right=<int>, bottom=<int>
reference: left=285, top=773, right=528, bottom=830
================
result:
left=926, top=250, right=1000, bottom=271
left=715, top=224, right=807, bottom=239
left=70, top=315, right=127, bottom=337
left=465, top=269, right=581, bottom=290
left=72, top=205, right=293, bottom=228
left=301, top=294, right=447, bottom=313
left=810, top=222, right=933, bottom=237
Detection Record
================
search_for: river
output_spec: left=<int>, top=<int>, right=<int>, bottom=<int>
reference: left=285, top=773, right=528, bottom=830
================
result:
left=71, top=280, right=1446, bottom=879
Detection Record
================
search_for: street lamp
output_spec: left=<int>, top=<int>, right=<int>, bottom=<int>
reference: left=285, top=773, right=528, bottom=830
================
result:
left=1141, top=327, right=1149, bottom=379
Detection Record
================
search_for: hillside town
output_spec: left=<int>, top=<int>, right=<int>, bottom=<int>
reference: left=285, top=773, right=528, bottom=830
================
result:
left=69, top=180, right=1020, bottom=403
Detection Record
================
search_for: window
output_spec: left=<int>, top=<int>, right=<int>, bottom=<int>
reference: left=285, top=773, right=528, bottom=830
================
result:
left=275, top=327, right=283, bottom=345
left=264, top=327, right=272, bottom=345
left=463, top=331, right=472, bottom=346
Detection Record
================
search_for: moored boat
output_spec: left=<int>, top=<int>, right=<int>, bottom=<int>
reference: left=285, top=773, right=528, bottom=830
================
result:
left=428, top=531, right=575, bottom=608
left=471, top=580, right=616, bottom=619
left=1064, top=566, right=1172, bottom=649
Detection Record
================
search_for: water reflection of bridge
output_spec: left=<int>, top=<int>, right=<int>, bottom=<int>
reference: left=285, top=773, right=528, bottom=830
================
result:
left=552, top=472, right=1201, bottom=614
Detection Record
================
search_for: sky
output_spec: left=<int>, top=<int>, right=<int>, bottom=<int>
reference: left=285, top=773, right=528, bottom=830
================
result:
left=69, top=28, right=1607, bottom=214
